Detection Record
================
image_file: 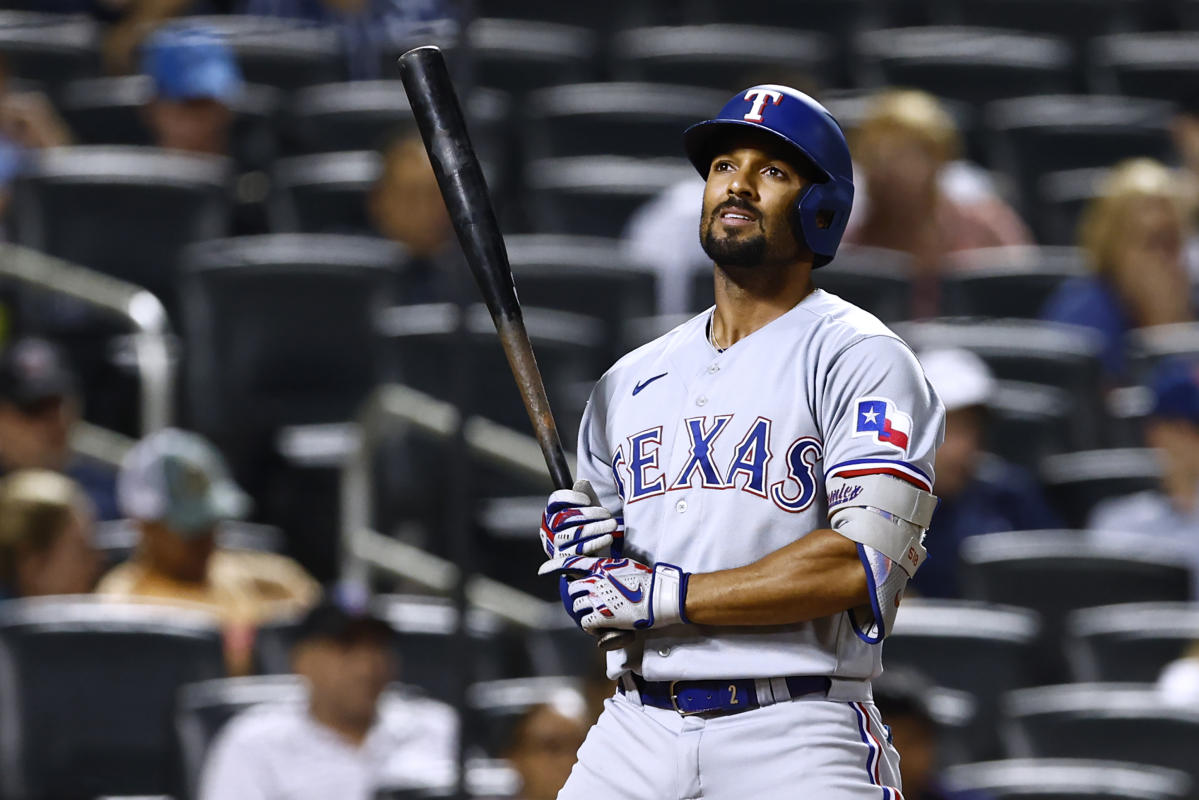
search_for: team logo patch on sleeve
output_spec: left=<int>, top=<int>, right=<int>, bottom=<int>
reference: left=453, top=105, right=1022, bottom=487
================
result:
left=852, top=397, right=911, bottom=454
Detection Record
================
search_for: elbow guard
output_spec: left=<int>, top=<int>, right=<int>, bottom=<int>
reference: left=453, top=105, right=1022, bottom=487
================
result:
left=827, top=474, right=938, bottom=642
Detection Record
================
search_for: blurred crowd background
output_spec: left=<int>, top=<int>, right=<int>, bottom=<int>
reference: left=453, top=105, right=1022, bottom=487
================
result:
left=1, top=0, right=1199, bottom=799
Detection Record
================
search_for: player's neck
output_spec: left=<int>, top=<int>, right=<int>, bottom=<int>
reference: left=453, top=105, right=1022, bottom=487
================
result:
left=710, top=261, right=814, bottom=349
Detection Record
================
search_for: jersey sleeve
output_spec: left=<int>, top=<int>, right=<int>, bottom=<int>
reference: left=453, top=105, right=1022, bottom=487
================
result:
left=821, top=335, right=944, bottom=495
left=820, top=335, right=945, bottom=644
left=576, top=378, right=624, bottom=514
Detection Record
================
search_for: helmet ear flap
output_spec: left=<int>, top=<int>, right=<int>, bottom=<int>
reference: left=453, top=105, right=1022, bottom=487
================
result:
left=791, top=179, right=853, bottom=268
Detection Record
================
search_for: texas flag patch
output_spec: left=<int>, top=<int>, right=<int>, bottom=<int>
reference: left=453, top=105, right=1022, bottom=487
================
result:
left=852, top=397, right=912, bottom=454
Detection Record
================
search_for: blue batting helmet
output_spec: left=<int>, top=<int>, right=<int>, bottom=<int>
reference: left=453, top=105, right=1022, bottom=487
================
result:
left=683, top=85, right=854, bottom=268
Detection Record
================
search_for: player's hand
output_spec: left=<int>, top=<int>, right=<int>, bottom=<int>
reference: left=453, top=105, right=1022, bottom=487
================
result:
left=539, top=479, right=623, bottom=558
left=538, top=555, right=690, bottom=633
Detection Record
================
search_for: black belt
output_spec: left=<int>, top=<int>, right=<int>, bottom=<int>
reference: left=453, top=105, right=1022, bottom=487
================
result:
left=621, top=673, right=831, bottom=717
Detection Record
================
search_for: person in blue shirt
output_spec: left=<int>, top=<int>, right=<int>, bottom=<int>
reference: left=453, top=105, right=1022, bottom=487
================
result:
left=1041, top=158, right=1194, bottom=382
left=914, top=348, right=1061, bottom=598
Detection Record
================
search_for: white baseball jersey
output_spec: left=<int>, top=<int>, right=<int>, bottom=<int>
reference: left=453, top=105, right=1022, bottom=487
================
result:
left=576, top=288, right=944, bottom=682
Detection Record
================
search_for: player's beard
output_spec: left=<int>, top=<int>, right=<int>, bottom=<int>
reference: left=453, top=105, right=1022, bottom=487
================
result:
left=701, top=200, right=768, bottom=268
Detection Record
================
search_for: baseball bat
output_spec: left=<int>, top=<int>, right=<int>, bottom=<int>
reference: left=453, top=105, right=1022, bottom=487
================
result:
left=397, top=45, right=629, bottom=650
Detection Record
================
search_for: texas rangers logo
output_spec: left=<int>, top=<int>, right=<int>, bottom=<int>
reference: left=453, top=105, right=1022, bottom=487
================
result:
left=852, top=397, right=911, bottom=454
left=742, top=87, right=783, bottom=122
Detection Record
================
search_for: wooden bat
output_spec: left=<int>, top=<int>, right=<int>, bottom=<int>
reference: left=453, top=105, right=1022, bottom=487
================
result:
left=397, top=45, right=629, bottom=650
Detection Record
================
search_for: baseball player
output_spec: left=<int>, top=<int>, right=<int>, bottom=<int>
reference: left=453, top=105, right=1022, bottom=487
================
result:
left=538, top=85, right=945, bottom=799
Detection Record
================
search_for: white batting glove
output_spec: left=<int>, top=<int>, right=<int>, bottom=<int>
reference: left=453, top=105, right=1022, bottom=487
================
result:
left=538, top=555, right=690, bottom=633
left=539, top=479, right=623, bottom=558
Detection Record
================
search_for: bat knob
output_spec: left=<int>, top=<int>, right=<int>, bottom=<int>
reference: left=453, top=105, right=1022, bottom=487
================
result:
left=597, top=630, right=633, bottom=651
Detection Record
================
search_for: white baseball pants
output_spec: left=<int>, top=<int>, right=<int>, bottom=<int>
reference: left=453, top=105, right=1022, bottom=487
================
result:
left=558, top=688, right=903, bottom=799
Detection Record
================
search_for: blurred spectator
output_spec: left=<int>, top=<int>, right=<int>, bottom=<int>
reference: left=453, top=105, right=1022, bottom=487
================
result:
left=503, top=702, right=588, bottom=800
left=873, top=670, right=991, bottom=800
left=199, top=597, right=457, bottom=799
left=0, top=469, right=100, bottom=599
left=1089, top=359, right=1199, bottom=597
left=1042, top=159, right=1195, bottom=381
left=915, top=348, right=1061, bottom=598
left=843, top=90, right=1031, bottom=313
left=240, top=0, right=457, bottom=80
left=141, top=23, right=243, bottom=156
left=96, top=427, right=319, bottom=671
left=0, top=337, right=118, bottom=520
left=369, top=131, right=457, bottom=302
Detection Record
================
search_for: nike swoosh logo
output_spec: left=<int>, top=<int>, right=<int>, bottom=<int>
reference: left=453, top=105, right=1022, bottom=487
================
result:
left=606, top=574, right=643, bottom=603
left=632, top=372, right=668, bottom=396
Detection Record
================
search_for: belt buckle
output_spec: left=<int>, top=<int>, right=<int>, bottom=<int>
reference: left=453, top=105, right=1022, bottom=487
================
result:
left=669, top=680, right=704, bottom=716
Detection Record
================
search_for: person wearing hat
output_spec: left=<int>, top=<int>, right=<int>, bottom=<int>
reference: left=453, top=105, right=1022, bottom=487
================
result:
left=141, top=23, right=243, bottom=157
left=0, top=337, right=118, bottom=520
left=915, top=348, right=1060, bottom=598
left=199, top=596, right=457, bottom=800
left=1090, top=359, right=1199, bottom=596
left=96, top=427, right=318, bottom=671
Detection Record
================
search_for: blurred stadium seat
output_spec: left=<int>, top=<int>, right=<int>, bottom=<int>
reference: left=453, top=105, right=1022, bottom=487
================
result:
left=1066, top=602, right=1199, bottom=683
left=937, top=0, right=1139, bottom=40
left=523, top=156, right=696, bottom=238
left=856, top=28, right=1073, bottom=112
left=182, top=233, right=400, bottom=445
left=690, top=246, right=914, bottom=321
left=466, top=676, right=585, bottom=756
left=940, top=246, right=1088, bottom=318
left=58, top=76, right=154, bottom=146
left=942, top=758, right=1193, bottom=800
left=524, top=83, right=725, bottom=160
left=986, top=95, right=1174, bottom=228
left=1036, top=168, right=1109, bottom=246
left=1126, top=324, right=1199, bottom=384
left=609, top=25, right=837, bottom=92
left=12, top=146, right=233, bottom=310
left=181, top=233, right=402, bottom=573
left=1039, top=448, right=1161, bottom=526
left=502, top=234, right=658, bottom=362
left=286, top=81, right=421, bottom=153
left=620, top=313, right=696, bottom=353
left=960, top=530, right=1191, bottom=682
left=1003, top=684, right=1199, bottom=787
left=180, top=16, right=344, bottom=91
left=0, top=11, right=97, bottom=93
left=1093, top=33, right=1199, bottom=103
left=375, top=302, right=605, bottom=443
left=0, top=597, right=225, bottom=800
left=253, top=595, right=529, bottom=704
left=269, top=151, right=381, bottom=234
left=465, top=19, right=598, bottom=100
left=896, top=318, right=1106, bottom=448
left=887, top=599, right=1042, bottom=759
left=986, top=381, right=1076, bottom=469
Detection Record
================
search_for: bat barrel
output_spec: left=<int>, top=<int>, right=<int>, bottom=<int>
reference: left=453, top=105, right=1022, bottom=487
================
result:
left=397, top=46, right=521, bottom=326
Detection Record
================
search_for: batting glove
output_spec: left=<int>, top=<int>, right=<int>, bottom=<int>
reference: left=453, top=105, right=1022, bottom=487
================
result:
left=538, top=555, right=690, bottom=633
left=539, top=479, right=623, bottom=558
